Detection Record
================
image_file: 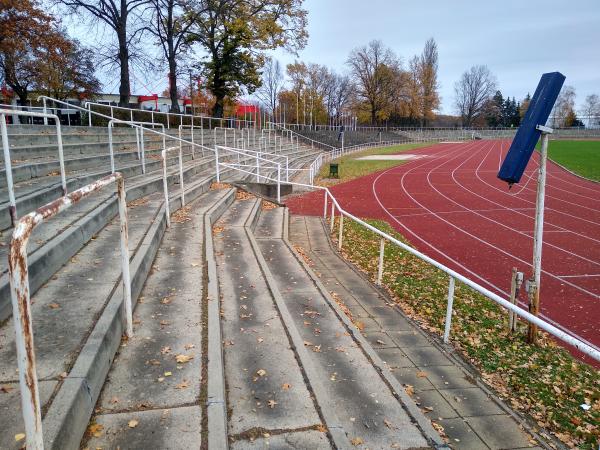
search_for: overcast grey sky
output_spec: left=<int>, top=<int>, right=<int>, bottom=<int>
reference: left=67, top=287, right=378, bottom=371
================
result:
left=268, top=0, right=600, bottom=114
left=72, top=0, right=600, bottom=114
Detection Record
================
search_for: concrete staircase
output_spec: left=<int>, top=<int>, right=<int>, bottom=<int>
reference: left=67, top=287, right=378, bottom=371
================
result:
left=293, top=129, right=409, bottom=148
left=0, top=123, right=321, bottom=449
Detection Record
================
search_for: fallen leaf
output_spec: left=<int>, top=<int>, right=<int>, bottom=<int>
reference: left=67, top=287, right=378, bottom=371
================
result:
left=405, top=384, right=414, bottom=396
left=110, top=396, right=119, bottom=404
left=175, top=354, right=193, bottom=364
left=384, top=418, right=394, bottom=429
left=88, top=423, right=104, bottom=437
left=15, top=433, right=26, bottom=442
left=376, top=339, right=386, bottom=345
left=355, top=321, right=365, bottom=331
left=49, top=303, right=60, bottom=309
left=256, top=369, right=267, bottom=377
left=350, top=437, right=364, bottom=446
left=128, top=419, right=139, bottom=428
left=282, top=383, right=291, bottom=390
left=267, top=399, right=277, bottom=408
left=416, top=371, right=427, bottom=378
left=176, top=380, right=189, bottom=389
left=184, top=343, right=195, bottom=350
left=257, top=337, right=264, bottom=344
left=164, top=371, right=172, bottom=377
left=160, top=346, right=171, bottom=354
left=1, top=385, right=14, bottom=394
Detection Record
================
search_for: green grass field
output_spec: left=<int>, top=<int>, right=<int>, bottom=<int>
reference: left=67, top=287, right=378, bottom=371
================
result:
left=317, top=142, right=432, bottom=185
left=545, top=140, right=600, bottom=181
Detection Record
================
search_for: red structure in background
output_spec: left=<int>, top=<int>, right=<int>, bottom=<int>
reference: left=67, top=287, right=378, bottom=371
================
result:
left=235, top=103, right=259, bottom=116
left=137, top=94, right=159, bottom=110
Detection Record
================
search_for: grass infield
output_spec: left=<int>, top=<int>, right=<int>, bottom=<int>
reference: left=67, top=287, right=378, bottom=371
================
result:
left=317, top=143, right=432, bottom=185
left=546, top=140, right=600, bottom=181
left=332, top=217, right=599, bottom=448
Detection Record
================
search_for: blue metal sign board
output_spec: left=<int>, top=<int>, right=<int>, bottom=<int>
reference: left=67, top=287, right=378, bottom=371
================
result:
left=497, top=72, right=565, bottom=185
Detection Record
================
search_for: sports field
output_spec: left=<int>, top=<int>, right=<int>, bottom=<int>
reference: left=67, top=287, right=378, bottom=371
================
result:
left=287, top=139, right=600, bottom=362
left=546, top=140, right=600, bottom=181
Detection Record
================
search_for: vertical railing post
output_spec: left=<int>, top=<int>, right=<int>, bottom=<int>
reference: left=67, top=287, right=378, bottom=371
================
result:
left=256, top=154, right=260, bottom=182
left=42, top=97, right=48, bottom=125
left=88, top=103, right=92, bottom=127
left=338, top=214, right=344, bottom=250
left=54, top=121, right=67, bottom=196
left=178, top=146, right=185, bottom=206
left=8, top=231, right=43, bottom=450
left=323, top=191, right=328, bottom=218
left=215, top=146, right=220, bottom=182
left=161, top=149, right=171, bottom=228
left=140, top=127, right=146, bottom=174
left=277, top=163, right=281, bottom=203
left=377, top=238, right=385, bottom=285
left=108, top=122, right=115, bottom=173
left=443, top=276, right=456, bottom=343
left=117, top=177, right=133, bottom=337
left=330, top=202, right=335, bottom=232
left=1, top=113, right=18, bottom=226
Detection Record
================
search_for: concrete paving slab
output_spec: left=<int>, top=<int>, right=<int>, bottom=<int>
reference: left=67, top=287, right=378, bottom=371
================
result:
left=375, top=348, right=416, bottom=369
left=437, top=417, right=488, bottom=449
left=466, top=415, right=533, bottom=449
left=230, top=430, right=331, bottom=449
left=84, top=405, right=202, bottom=449
left=402, top=345, right=455, bottom=367
left=439, top=388, right=504, bottom=417
left=420, top=365, right=478, bottom=390
left=414, top=389, right=459, bottom=420
left=390, top=367, right=436, bottom=391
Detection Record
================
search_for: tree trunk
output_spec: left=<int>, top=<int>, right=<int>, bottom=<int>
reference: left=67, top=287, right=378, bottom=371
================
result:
left=168, top=56, right=180, bottom=113
left=213, top=94, right=225, bottom=118
left=117, top=7, right=130, bottom=107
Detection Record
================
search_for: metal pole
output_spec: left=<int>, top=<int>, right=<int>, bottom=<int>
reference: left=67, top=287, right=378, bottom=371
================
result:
left=338, top=215, right=344, bottom=250
left=377, top=238, right=385, bottom=285
left=54, top=121, right=67, bottom=196
left=215, top=146, right=220, bottom=182
left=140, top=127, right=146, bottom=174
left=529, top=131, right=549, bottom=343
left=277, top=164, right=281, bottom=203
left=42, top=98, right=48, bottom=125
left=162, top=149, right=171, bottom=228
left=117, top=178, right=133, bottom=337
left=323, top=192, right=328, bottom=218
left=179, top=146, right=185, bottom=206
left=88, top=103, right=92, bottom=127
left=108, top=122, right=115, bottom=173
left=1, top=114, right=18, bottom=226
left=330, top=202, right=335, bottom=232
left=443, top=276, right=456, bottom=343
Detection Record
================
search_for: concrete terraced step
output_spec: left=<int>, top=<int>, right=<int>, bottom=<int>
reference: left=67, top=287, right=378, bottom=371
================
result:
left=212, top=195, right=441, bottom=449
left=0, top=169, right=228, bottom=449
left=0, top=153, right=221, bottom=321
left=0, top=146, right=203, bottom=229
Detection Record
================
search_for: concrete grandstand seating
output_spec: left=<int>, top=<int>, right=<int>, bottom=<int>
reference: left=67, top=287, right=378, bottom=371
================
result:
left=292, top=128, right=409, bottom=148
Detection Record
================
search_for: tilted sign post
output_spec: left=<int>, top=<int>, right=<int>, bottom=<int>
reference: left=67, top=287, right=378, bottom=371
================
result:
left=497, top=71, right=565, bottom=344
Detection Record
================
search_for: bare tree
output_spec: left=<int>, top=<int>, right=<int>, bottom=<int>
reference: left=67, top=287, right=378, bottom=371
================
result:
left=58, top=0, right=149, bottom=106
left=145, top=0, right=199, bottom=112
left=347, top=40, right=401, bottom=125
left=255, top=57, right=284, bottom=114
left=454, top=65, right=497, bottom=126
left=583, top=94, right=599, bottom=127
left=551, top=85, right=576, bottom=127
left=323, top=71, right=353, bottom=122
left=417, top=38, right=440, bottom=126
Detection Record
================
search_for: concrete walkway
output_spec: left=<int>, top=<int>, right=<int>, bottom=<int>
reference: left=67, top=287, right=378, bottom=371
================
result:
left=289, top=215, right=545, bottom=450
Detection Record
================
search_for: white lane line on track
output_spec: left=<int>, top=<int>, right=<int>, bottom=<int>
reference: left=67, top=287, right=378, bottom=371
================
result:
left=474, top=141, right=600, bottom=230
left=558, top=274, right=600, bottom=278
left=370, top=141, right=600, bottom=352
left=444, top=140, right=600, bottom=261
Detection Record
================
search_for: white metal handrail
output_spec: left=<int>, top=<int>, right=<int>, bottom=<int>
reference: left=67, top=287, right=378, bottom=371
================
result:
left=1, top=109, right=68, bottom=227
left=83, top=100, right=255, bottom=130
left=161, top=145, right=186, bottom=228
left=8, top=173, right=132, bottom=450
left=109, top=119, right=165, bottom=174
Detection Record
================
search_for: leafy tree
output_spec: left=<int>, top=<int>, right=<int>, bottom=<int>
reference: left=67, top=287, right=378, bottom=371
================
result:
left=416, top=38, right=440, bottom=126
left=187, top=0, right=308, bottom=118
left=347, top=40, right=402, bottom=125
left=34, top=30, right=100, bottom=100
left=520, top=93, right=531, bottom=120
left=0, top=0, right=54, bottom=103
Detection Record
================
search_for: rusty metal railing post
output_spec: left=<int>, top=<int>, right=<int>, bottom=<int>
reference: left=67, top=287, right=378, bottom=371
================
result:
left=8, top=173, right=130, bottom=449
left=330, top=202, right=335, bottom=233
left=338, top=214, right=344, bottom=250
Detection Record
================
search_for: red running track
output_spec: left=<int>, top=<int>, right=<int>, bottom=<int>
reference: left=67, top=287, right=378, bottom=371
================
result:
left=287, top=140, right=600, bottom=361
